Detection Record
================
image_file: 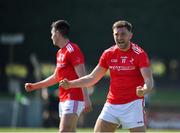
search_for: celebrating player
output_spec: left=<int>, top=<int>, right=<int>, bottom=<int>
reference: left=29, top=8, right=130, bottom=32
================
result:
left=59, top=20, right=154, bottom=132
left=25, top=20, right=92, bottom=132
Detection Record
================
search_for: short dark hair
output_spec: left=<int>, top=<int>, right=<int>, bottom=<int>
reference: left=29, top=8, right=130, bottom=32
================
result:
left=112, top=20, right=132, bottom=32
left=51, top=20, right=70, bottom=38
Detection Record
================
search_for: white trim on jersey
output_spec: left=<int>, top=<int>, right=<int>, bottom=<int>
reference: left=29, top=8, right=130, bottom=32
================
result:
left=66, top=43, right=74, bottom=53
left=132, top=44, right=143, bottom=55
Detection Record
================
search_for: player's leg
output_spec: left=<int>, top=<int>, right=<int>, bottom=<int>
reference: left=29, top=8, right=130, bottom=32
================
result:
left=94, top=103, right=119, bottom=132
left=59, top=113, right=78, bottom=132
left=58, top=100, right=84, bottom=132
left=94, top=118, right=118, bottom=132
left=129, top=125, right=146, bottom=132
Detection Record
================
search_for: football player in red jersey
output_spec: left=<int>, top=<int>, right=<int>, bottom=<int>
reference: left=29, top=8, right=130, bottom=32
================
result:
left=60, top=20, right=154, bottom=132
left=25, top=20, right=92, bottom=132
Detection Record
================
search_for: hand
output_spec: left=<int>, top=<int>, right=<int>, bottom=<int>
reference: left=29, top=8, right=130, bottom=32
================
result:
left=136, top=86, right=145, bottom=97
left=83, top=97, right=93, bottom=113
left=59, top=79, right=71, bottom=89
left=25, top=83, right=35, bottom=92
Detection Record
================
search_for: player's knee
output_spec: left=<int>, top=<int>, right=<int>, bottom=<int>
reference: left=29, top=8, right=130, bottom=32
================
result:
left=94, top=122, right=102, bottom=132
left=94, top=123, right=98, bottom=132
left=60, top=128, right=74, bottom=132
left=59, top=128, right=74, bottom=133
left=94, top=126, right=98, bottom=132
left=59, top=124, right=75, bottom=132
left=94, top=128, right=100, bottom=132
left=129, top=125, right=146, bottom=132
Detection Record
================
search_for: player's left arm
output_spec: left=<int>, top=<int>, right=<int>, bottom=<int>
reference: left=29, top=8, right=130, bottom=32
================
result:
left=136, top=67, right=154, bottom=97
left=74, top=64, right=92, bottom=112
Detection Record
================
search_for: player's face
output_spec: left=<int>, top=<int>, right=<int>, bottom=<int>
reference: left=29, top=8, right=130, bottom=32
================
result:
left=51, top=27, right=60, bottom=46
left=113, top=27, right=132, bottom=50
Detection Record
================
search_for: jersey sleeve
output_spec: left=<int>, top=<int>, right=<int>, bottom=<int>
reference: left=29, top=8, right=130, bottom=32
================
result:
left=138, top=51, right=150, bottom=68
left=98, top=51, right=109, bottom=69
left=69, top=46, right=85, bottom=66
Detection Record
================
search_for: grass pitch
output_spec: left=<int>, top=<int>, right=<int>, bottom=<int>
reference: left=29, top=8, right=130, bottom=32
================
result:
left=0, top=128, right=180, bottom=133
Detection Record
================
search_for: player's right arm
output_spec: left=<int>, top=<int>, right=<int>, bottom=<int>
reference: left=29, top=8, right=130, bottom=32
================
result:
left=25, top=68, right=59, bottom=92
left=59, top=65, right=107, bottom=89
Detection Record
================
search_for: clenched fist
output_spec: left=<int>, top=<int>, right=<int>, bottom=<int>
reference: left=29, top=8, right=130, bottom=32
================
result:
left=25, top=83, right=35, bottom=92
left=136, top=86, right=146, bottom=97
left=59, top=79, right=71, bottom=89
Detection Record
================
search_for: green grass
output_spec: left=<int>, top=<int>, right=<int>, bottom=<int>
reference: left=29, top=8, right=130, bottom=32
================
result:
left=0, top=128, right=180, bottom=133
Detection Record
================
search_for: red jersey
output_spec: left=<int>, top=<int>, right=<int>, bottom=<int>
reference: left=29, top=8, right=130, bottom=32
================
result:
left=56, top=42, right=84, bottom=102
left=99, top=42, right=150, bottom=104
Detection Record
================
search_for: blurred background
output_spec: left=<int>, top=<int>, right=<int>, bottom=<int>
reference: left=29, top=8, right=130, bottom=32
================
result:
left=0, top=0, right=180, bottom=130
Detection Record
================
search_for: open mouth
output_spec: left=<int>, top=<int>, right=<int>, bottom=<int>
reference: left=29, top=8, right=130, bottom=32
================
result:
left=118, top=40, right=125, bottom=44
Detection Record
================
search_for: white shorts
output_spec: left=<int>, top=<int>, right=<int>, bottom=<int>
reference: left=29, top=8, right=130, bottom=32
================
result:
left=59, top=100, right=84, bottom=117
left=98, top=99, right=145, bottom=129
